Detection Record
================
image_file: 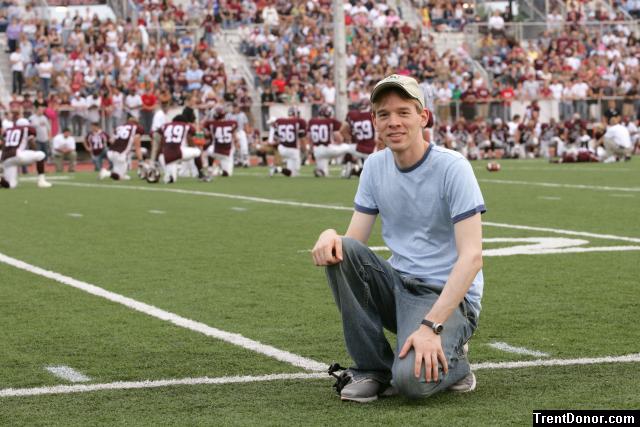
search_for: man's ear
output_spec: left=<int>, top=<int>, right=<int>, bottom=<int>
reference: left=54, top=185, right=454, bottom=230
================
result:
left=423, top=108, right=433, bottom=129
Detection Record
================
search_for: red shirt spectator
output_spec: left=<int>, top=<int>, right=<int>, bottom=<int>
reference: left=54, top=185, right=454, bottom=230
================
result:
left=141, top=91, right=157, bottom=112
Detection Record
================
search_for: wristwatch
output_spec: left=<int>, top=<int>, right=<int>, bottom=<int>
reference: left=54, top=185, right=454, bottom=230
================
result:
left=421, top=319, right=444, bottom=335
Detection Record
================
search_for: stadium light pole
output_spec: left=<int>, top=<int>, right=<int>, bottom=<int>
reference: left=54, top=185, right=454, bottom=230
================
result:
left=333, top=0, right=348, bottom=121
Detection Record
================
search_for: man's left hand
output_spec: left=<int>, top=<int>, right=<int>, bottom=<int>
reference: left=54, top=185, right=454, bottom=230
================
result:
left=398, top=326, right=448, bottom=383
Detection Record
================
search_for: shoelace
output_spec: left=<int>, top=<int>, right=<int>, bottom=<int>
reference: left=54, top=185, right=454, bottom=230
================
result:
left=328, top=363, right=352, bottom=394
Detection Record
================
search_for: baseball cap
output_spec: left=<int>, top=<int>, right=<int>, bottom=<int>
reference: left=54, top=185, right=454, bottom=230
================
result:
left=370, top=74, right=425, bottom=110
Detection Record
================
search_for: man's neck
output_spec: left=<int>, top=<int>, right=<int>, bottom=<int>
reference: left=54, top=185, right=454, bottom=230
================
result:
left=393, top=140, right=430, bottom=170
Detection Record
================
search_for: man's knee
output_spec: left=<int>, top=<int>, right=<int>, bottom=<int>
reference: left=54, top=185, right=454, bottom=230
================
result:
left=325, top=238, right=370, bottom=289
left=340, top=237, right=368, bottom=259
left=392, top=355, right=443, bottom=399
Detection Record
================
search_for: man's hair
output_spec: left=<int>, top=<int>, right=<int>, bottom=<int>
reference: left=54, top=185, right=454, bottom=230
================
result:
left=371, top=87, right=423, bottom=116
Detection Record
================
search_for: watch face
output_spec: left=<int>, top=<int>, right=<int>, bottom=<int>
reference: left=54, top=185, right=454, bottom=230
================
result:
left=434, top=324, right=444, bottom=334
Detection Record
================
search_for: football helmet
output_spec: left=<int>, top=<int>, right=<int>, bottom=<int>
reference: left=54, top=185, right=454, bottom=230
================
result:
left=16, top=118, right=30, bottom=127
left=213, top=106, right=226, bottom=120
left=287, top=106, right=299, bottom=117
left=319, top=104, right=333, bottom=118
left=138, top=161, right=161, bottom=183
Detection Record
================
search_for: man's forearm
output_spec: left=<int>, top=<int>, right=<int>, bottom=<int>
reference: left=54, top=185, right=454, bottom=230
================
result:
left=423, top=253, right=482, bottom=324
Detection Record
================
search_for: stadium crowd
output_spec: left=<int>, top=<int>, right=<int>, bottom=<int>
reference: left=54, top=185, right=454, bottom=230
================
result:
left=1, top=0, right=639, bottom=188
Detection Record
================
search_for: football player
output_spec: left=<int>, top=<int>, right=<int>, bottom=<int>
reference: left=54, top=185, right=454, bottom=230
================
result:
left=340, top=100, right=377, bottom=177
left=202, top=106, right=238, bottom=177
left=226, top=103, right=250, bottom=169
left=1, top=118, right=52, bottom=188
left=100, top=115, right=145, bottom=180
left=156, top=114, right=202, bottom=183
left=270, top=106, right=307, bottom=177
left=307, top=104, right=349, bottom=177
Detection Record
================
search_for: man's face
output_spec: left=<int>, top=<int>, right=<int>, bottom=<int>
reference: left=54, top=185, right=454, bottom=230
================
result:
left=372, top=92, right=427, bottom=154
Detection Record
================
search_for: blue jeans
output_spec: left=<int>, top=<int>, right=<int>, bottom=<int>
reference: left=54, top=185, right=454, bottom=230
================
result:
left=36, top=141, right=50, bottom=161
left=326, top=238, right=477, bottom=399
left=91, top=149, right=111, bottom=171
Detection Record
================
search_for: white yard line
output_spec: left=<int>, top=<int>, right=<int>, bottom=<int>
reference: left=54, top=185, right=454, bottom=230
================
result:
left=45, top=366, right=91, bottom=383
left=148, top=210, right=165, bottom=214
left=54, top=182, right=640, bottom=244
left=0, top=373, right=327, bottom=398
left=489, top=342, right=550, bottom=358
left=479, top=178, right=640, bottom=193
left=67, top=213, right=83, bottom=218
left=0, top=252, right=326, bottom=373
left=2, top=353, right=640, bottom=398
left=21, top=176, right=74, bottom=182
left=56, top=182, right=353, bottom=212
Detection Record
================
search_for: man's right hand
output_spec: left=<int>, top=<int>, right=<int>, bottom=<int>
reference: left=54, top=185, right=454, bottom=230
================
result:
left=311, top=229, right=343, bottom=266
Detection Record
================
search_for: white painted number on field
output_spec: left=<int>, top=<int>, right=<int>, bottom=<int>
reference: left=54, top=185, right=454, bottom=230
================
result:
left=369, top=237, right=640, bottom=257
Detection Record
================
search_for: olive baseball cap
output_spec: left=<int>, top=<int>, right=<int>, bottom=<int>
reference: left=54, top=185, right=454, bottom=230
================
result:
left=370, top=74, right=425, bottom=110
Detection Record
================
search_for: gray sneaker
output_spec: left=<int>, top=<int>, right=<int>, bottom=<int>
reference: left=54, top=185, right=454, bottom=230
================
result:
left=448, top=371, right=476, bottom=393
left=340, top=378, right=385, bottom=403
left=448, top=343, right=476, bottom=392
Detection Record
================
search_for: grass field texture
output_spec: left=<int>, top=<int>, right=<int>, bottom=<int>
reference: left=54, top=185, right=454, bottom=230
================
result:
left=0, top=159, right=638, bottom=425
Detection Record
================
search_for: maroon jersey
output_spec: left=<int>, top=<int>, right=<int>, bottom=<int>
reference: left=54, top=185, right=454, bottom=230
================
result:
left=274, top=117, right=307, bottom=149
left=1, top=126, right=35, bottom=161
left=346, top=110, right=375, bottom=154
left=86, top=130, right=110, bottom=155
left=202, top=119, right=237, bottom=156
left=307, top=118, right=341, bottom=146
left=111, top=122, right=145, bottom=153
left=159, top=121, right=195, bottom=164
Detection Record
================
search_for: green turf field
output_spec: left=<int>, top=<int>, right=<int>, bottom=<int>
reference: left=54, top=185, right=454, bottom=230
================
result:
left=0, top=159, right=638, bottom=425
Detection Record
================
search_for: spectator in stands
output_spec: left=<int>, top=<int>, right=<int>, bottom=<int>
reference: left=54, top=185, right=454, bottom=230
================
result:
left=51, top=128, right=77, bottom=173
left=6, top=17, right=21, bottom=53
left=140, top=83, right=157, bottom=135
left=10, top=45, right=24, bottom=94
left=125, top=88, right=142, bottom=121
left=262, top=3, right=279, bottom=29
left=70, top=92, right=86, bottom=136
left=36, top=55, right=53, bottom=98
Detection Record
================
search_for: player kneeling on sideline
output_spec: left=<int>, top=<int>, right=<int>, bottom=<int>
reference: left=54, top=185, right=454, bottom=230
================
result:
left=201, top=106, right=238, bottom=178
left=312, top=74, right=485, bottom=403
left=340, top=100, right=378, bottom=178
left=308, top=104, right=350, bottom=177
left=101, top=115, right=145, bottom=181
left=1, top=118, right=52, bottom=188
left=270, top=107, right=307, bottom=177
left=155, top=114, right=201, bottom=184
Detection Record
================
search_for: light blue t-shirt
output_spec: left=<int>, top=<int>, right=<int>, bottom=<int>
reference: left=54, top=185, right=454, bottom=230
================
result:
left=354, top=145, right=486, bottom=315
